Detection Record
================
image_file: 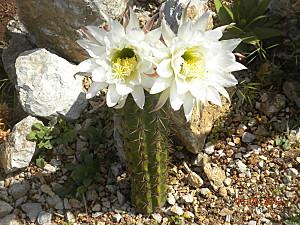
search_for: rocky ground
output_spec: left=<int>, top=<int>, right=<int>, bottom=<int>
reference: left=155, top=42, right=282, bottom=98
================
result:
left=0, top=1, right=300, bottom=225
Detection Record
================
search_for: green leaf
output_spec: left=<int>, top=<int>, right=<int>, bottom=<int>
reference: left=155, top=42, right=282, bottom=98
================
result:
left=76, top=185, right=87, bottom=195
left=214, top=0, right=223, bottom=13
left=26, top=132, right=37, bottom=141
left=251, top=27, right=283, bottom=40
left=248, top=0, right=271, bottom=22
left=36, top=157, right=46, bottom=168
left=48, top=117, right=58, bottom=127
left=43, top=140, right=53, bottom=150
left=32, top=122, right=44, bottom=131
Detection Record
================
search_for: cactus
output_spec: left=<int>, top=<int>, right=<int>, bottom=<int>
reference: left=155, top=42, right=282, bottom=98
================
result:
left=120, top=94, right=169, bottom=214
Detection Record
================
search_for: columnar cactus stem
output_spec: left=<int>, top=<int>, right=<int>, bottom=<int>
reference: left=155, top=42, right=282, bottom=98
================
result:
left=121, top=94, right=169, bottom=214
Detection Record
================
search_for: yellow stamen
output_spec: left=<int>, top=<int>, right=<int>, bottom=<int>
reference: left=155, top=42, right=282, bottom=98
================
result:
left=111, top=47, right=138, bottom=81
left=112, top=57, right=137, bottom=81
left=180, top=46, right=206, bottom=81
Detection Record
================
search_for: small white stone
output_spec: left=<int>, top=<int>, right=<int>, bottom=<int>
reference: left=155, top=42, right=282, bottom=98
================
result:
left=43, top=164, right=56, bottom=173
left=151, top=213, right=162, bottom=223
left=236, top=160, right=248, bottom=173
left=170, top=205, right=184, bottom=216
left=113, top=213, right=122, bottom=223
left=204, top=143, right=215, bottom=155
left=167, top=194, right=176, bottom=205
left=182, top=194, right=193, bottom=203
left=258, top=161, right=264, bottom=168
left=199, top=188, right=212, bottom=198
left=66, top=211, right=75, bottom=223
left=248, top=220, right=257, bottom=225
left=288, top=168, right=298, bottom=176
left=223, top=178, right=232, bottom=186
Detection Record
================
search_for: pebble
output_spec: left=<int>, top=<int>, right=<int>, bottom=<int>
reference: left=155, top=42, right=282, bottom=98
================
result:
left=199, top=188, right=212, bottom=198
left=187, top=171, right=204, bottom=188
left=66, top=211, right=75, bottom=223
left=63, top=198, right=71, bottom=210
left=170, top=205, right=184, bottom=216
left=86, top=190, right=98, bottom=201
left=0, top=214, right=22, bottom=225
left=92, top=204, right=101, bottom=212
left=113, top=213, right=122, bottom=223
left=8, top=182, right=30, bottom=199
left=37, top=211, right=52, bottom=225
left=236, top=160, right=248, bottom=173
left=40, top=184, right=55, bottom=197
left=92, top=212, right=103, bottom=218
left=21, top=203, right=42, bottom=222
left=223, top=178, right=232, bottom=186
left=152, top=213, right=162, bottom=223
left=242, top=132, right=256, bottom=143
left=117, top=191, right=126, bottom=206
left=248, top=220, right=257, bottom=225
left=43, top=164, right=57, bottom=173
left=249, top=145, right=261, bottom=153
left=182, top=194, right=193, bottom=203
left=218, top=187, right=227, bottom=197
left=0, top=200, right=13, bottom=218
left=167, top=194, right=176, bottom=205
left=204, top=143, right=215, bottom=155
left=296, top=157, right=300, bottom=163
left=288, top=168, right=298, bottom=176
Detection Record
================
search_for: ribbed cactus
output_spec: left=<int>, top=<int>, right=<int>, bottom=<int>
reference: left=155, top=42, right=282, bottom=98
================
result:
left=120, top=94, right=169, bottom=214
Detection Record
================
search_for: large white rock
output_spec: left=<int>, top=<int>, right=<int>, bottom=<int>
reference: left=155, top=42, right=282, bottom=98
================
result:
left=0, top=116, right=39, bottom=173
left=15, top=48, right=87, bottom=119
left=16, top=0, right=128, bottom=62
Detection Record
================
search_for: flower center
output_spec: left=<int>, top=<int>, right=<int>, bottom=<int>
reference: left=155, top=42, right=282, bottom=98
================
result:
left=180, top=47, right=206, bottom=81
left=112, top=48, right=138, bottom=81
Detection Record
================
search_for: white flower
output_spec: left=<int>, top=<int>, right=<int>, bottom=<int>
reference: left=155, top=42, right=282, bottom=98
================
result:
left=76, top=9, right=161, bottom=109
left=150, top=12, right=246, bottom=120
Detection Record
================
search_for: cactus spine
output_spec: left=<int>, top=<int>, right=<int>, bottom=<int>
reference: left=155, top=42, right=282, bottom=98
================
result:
left=121, top=94, right=169, bottom=214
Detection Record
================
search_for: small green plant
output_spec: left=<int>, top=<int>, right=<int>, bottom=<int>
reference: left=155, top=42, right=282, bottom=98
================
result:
left=284, top=204, right=300, bottom=225
left=35, top=156, right=46, bottom=168
left=169, top=215, right=185, bottom=225
left=27, top=117, right=77, bottom=150
left=275, top=136, right=290, bottom=150
left=55, top=152, right=102, bottom=198
left=235, top=80, right=261, bottom=105
left=214, top=0, right=282, bottom=61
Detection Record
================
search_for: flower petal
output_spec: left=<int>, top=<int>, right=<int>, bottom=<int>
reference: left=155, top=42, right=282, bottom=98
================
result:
left=145, top=27, right=161, bottom=43
left=77, top=39, right=105, bottom=58
left=86, top=82, right=107, bottom=99
left=178, top=20, right=193, bottom=41
left=207, top=87, right=222, bottom=106
left=91, top=67, right=107, bottom=82
left=116, top=83, right=133, bottom=96
left=150, top=77, right=172, bottom=94
left=226, top=62, right=247, bottom=72
left=161, top=19, right=176, bottom=46
left=194, top=11, right=210, bottom=32
left=176, top=78, right=189, bottom=95
left=86, top=26, right=106, bottom=44
left=77, top=58, right=98, bottom=73
left=106, top=84, right=121, bottom=107
left=156, top=59, right=173, bottom=78
left=221, top=39, right=241, bottom=51
left=114, top=95, right=128, bottom=109
left=170, top=82, right=184, bottom=110
left=126, top=8, right=140, bottom=33
left=183, top=93, right=194, bottom=121
left=131, top=86, right=145, bottom=109
left=151, top=89, right=170, bottom=112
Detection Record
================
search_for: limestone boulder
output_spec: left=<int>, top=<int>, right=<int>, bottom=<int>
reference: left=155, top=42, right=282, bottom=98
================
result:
left=15, top=48, right=87, bottom=120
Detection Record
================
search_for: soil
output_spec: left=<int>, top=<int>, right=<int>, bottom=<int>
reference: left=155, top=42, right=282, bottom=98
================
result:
left=0, top=0, right=16, bottom=44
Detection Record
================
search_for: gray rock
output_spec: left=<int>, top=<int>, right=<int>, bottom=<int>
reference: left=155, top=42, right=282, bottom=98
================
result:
left=256, top=93, right=286, bottom=117
left=86, top=190, right=98, bottom=202
left=283, top=81, right=300, bottom=108
left=0, top=188, right=9, bottom=202
left=40, top=185, right=54, bottom=197
left=0, top=200, right=13, bottom=218
left=242, top=132, right=256, bottom=143
left=37, top=211, right=52, bottom=225
left=21, top=203, right=42, bottom=222
left=0, top=116, right=39, bottom=173
left=63, top=198, right=71, bottom=210
left=8, top=182, right=30, bottom=199
left=16, top=0, right=127, bottom=62
left=112, top=213, right=122, bottom=223
left=46, top=195, right=63, bottom=209
left=117, top=191, right=126, bottom=206
left=92, top=204, right=101, bottom=212
left=2, top=34, right=34, bottom=84
left=15, top=48, right=87, bottom=120
left=0, top=214, right=22, bottom=225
